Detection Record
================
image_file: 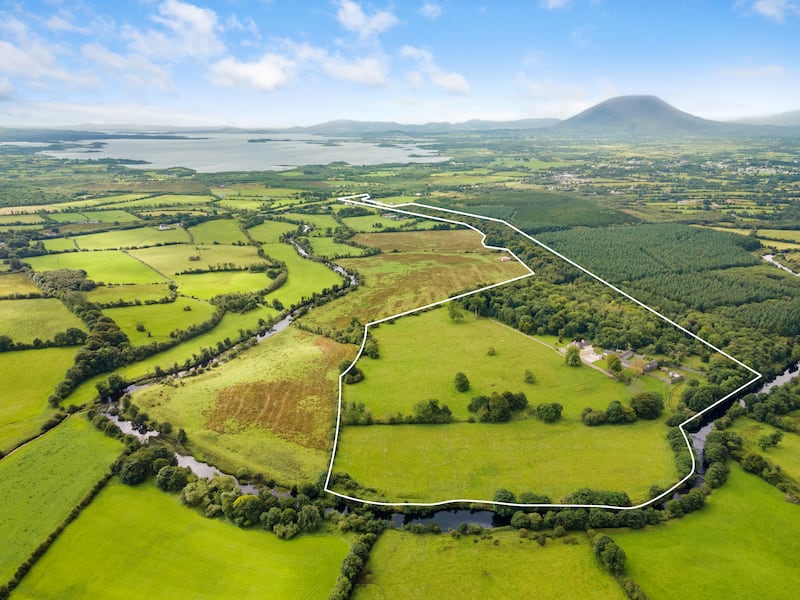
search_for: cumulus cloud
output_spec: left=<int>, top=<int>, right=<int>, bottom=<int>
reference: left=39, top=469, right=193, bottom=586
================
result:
left=718, top=65, right=787, bottom=79
left=336, top=0, right=400, bottom=39
left=289, top=42, right=389, bottom=86
left=0, top=19, right=76, bottom=84
left=124, top=0, right=225, bottom=61
left=210, top=54, right=295, bottom=92
left=399, top=45, right=469, bottom=94
left=81, top=44, right=174, bottom=91
left=745, top=0, right=800, bottom=22
left=419, top=2, right=443, bottom=19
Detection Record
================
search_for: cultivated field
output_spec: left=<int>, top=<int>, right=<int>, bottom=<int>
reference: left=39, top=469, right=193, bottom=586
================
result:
left=356, top=529, right=625, bottom=600
left=133, top=327, right=354, bottom=484
left=24, top=251, right=166, bottom=284
left=0, top=298, right=85, bottom=344
left=0, top=415, right=122, bottom=581
left=0, top=348, right=77, bottom=453
left=615, top=467, right=800, bottom=599
left=12, top=482, right=349, bottom=600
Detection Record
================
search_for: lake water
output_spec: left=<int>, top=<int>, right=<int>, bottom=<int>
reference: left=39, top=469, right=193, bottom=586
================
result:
left=40, top=132, right=448, bottom=172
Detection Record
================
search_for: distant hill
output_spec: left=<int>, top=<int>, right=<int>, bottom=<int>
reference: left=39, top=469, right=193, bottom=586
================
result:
left=734, top=110, right=800, bottom=127
left=289, top=118, right=559, bottom=135
left=552, top=95, right=728, bottom=135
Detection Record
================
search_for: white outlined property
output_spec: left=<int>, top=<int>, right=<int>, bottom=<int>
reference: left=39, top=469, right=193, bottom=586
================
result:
left=324, top=194, right=762, bottom=511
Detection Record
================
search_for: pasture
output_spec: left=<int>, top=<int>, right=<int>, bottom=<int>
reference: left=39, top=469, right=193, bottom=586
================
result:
left=346, top=309, right=664, bottom=421
left=133, top=327, right=354, bottom=484
left=130, top=244, right=265, bottom=276
left=24, top=251, right=166, bottom=284
left=73, top=226, right=189, bottom=250
left=261, top=242, right=345, bottom=308
left=175, top=271, right=275, bottom=299
left=0, top=415, right=122, bottom=581
left=356, top=529, right=625, bottom=600
left=12, top=482, right=349, bottom=600
left=730, top=418, right=800, bottom=482
left=80, top=209, right=140, bottom=223
left=341, top=214, right=435, bottom=232
left=247, top=220, right=298, bottom=243
left=0, top=348, right=77, bottom=453
left=0, top=273, right=41, bottom=297
left=85, top=283, right=172, bottom=305
left=103, top=297, right=217, bottom=346
left=187, top=219, right=249, bottom=244
left=280, top=212, right=339, bottom=233
left=332, top=415, right=678, bottom=504
left=103, top=194, right=216, bottom=208
left=615, top=467, right=800, bottom=599
left=300, top=237, right=528, bottom=330
left=309, top=236, right=365, bottom=258
left=42, top=237, right=77, bottom=251
left=0, top=298, right=85, bottom=344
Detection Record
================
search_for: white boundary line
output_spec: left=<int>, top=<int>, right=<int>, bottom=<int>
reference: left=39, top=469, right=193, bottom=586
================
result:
left=323, top=194, right=762, bottom=511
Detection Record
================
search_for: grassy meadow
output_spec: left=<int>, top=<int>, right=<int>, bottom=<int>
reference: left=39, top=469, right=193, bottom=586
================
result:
left=13, top=482, right=349, bottom=600
left=24, top=251, right=166, bottom=284
left=72, top=226, right=189, bottom=250
left=85, top=283, right=172, bottom=305
left=730, top=418, right=800, bottom=482
left=175, top=271, right=274, bottom=299
left=0, top=273, right=41, bottom=296
left=0, top=348, right=77, bottom=453
left=261, top=242, right=345, bottom=307
left=0, top=415, right=122, bottom=581
left=132, top=327, right=354, bottom=484
left=356, top=529, right=625, bottom=600
left=247, top=220, right=298, bottom=243
left=0, top=298, right=85, bottom=344
left=615, top=467, right=800, bottom=599
left=130, top=244, right=265, bottom=276
left=188, top=219, right=249, bottom=244
left=103, top=297, right=217, bottom=345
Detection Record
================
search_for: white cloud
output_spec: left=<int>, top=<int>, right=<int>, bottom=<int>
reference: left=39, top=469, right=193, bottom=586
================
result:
left=540, top=0, right=571, bottom=9
left=419, top=3, right=443, bottom=19
left=399, top=45, right=469, bottom=94
left=718, top=65, right=786, bottom=79
left=290, top=42, right=388, bottom=86
left=0, top=77, right=13, bottom=100
left=752, top=0, right=800, bottom=22
left=336, top=1, right=400, bottom=39
left=81, top=44, right=174, bottom=92
left=516, top=73, right=615, bottom=118
left=124, top=0, right=224, bottom=61
left=210, top=54, right=295, bottom=92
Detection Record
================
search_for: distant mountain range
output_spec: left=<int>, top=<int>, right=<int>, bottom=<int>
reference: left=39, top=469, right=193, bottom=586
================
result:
left=2, top=96, right=798, bottom=141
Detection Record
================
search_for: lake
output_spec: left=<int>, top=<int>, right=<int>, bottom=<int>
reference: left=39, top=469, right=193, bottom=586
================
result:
left=40, top=132, right=449, bottom=172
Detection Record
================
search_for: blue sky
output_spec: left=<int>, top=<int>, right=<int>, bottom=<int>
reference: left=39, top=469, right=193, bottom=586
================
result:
left=0, top=0, right=798, bottom=127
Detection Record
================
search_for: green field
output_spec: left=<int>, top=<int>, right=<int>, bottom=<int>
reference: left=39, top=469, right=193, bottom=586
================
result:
left=300, top=230, right=528, bottom=330
left=80, top=209, right=141, bottom=223
left=356, top=529, right=625, bottom=600
left=309, top=236, right=366, bottom=258
left=85, top=283, right=172, bottom=305
left=341, top=214, right=435, bottom=232
left=280, top=212, right=340, bottom=233
left=615, top=467, right=800, bottom=599
left=13, top=481, right=349, bottom=600
left=130, top=244, right=265, bottom=276
left=346, top=309, right=664, bottom=421
left=102, top=194, right=215, bottom=208
left=0, top=273, right=40, bottom=296
left=73, top=226, right=189, bottom=250
left=104, top=297, right=217, bottom=346
left=0, top=348, right=78, bottom=453
left=41, top=237, right=77, bottom=251
left=261, top=242, right=345, bottom=308
left=0, top=415, right=122, bottom=581
left=0, top=214, right=43, bottom=224
left=175, top=271, right=275, bottom=299
left=0, top=298, right=86, bottom=344
left=731, top=418, right=800, bottom=482
left=25, top=251, right=166, bottom=284
left=133, top=327, right=354, bottom=484
left=247, top=220, right=298, bottom=243
left=188, top=219, right=249, bottom=244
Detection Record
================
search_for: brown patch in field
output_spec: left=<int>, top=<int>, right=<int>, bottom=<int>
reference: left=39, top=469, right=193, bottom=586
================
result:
left=206, top=336, right=353, bottom=450
left=354, top=229, right=491, bottom=254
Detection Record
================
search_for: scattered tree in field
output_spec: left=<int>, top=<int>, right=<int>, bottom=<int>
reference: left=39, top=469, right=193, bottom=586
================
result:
left=468, top=391, right=527, bottom=423
left=758, top=431, right=783, bottom=451
left=565, top=346, right=581, bottom=367
left=630, top=391, right=664, bottom=419
left=535, top=402, right=563, bottom=423
left=454, top=372, right=470, bottom=392
left=177, top=428, right=188, bottom=444
left=487, top=346, right=496, bottom=356
left=606, top=354, right=622, bottom=374
left=448, top=300, right=464, bottom=321
left=412, top=399, right=453, bottom=424
left=524, top=369, right=536, bottom=384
